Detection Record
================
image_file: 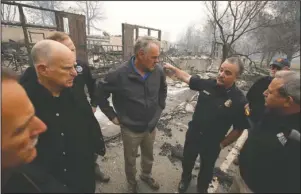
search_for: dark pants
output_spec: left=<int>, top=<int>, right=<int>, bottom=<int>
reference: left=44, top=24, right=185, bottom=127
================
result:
left=181, top=130, right=221, bottom=191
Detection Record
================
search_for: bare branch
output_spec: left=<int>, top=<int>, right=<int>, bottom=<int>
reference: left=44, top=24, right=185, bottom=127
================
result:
left=228, top=1, right=237, bottom=43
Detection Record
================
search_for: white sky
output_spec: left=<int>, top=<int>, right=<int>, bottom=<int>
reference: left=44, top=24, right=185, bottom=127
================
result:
left=94, top=1, right=208, bottom=42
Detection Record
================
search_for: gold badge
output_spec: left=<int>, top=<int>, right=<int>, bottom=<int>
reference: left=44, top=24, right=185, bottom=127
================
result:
left=224, top=99, right=232, bottom=107
left=245, top=106, right=250, bottom=116
left=277, top=58, right=283, bottom=62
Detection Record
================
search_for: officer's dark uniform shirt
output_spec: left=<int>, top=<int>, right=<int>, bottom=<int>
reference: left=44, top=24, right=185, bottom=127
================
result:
left=21, top=79, right=105, bottom=193
left=188, top=75, right=249, bottom=145
left=239, top=109, right=300, bottom=193
left=73, top=60, right=97, bottom=107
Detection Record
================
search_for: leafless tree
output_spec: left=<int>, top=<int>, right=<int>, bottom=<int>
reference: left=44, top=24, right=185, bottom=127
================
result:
left=22, top=1, right=62, bottom=26
left=1, top=1, right=18, bottom=22
left=265, top=1, right=300, bottom=61
left=245, top=1, right=300, bottom=66
left=204, top=1, right=270, bottom=64
left=68, top=1, right=106, bottom=35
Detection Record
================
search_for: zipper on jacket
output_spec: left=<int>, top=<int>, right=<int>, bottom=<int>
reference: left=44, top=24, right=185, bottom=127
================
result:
left=144, top=81, right=149, bottom=126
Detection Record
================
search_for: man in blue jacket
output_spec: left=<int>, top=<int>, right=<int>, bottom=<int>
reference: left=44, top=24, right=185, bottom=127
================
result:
left=95, top=36, right=167, bottom=193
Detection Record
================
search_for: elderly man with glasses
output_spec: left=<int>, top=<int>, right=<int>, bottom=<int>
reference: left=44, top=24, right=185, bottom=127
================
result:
left=230, top=70, right=300, bottom=193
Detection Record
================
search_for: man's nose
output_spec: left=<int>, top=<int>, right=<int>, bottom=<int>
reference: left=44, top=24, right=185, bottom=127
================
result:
left=70, top=66, right=78, bottom=77
left=263, top=89, right=267, bottom=97
left=31, top=117, right=47, bottom=137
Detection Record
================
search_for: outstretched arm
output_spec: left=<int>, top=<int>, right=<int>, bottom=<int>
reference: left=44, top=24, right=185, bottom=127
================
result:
left=163, top=63, right=192, bottom=84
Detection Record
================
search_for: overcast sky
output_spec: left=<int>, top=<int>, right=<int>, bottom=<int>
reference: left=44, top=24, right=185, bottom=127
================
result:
left=94, top=1, right=208, bottom=42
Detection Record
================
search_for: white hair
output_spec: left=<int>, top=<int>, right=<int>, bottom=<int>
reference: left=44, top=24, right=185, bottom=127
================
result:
left=275, top=70, right=300, bottom=104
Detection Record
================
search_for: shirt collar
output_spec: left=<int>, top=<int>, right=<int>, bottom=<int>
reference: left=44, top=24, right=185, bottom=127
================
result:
left=130, top=56, right=151, bottom=80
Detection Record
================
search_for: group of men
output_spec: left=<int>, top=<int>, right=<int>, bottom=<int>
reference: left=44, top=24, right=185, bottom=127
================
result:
left=1, top=33, right=300, bottom=193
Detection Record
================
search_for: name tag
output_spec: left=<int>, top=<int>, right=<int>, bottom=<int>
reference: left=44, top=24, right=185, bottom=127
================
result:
left=202, top=90, right=211, bottom=95
left=277, top=132, right=287, bottom=146
left=76, top=65, right=83, bottom=74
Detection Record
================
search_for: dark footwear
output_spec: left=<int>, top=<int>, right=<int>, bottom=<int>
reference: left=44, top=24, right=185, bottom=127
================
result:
left=95, top=165, right=110, bottom=183
left=139, top=175, right=160, bottom=190
left=178, top=177, right=191, bottom=193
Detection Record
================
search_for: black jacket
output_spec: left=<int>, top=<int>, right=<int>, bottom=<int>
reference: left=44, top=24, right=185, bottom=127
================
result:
left=21, top=79, right=105, bottom=193
left=95, top=57, right=167, bottom=133
left=246, top=76, right=272, bottom=123
left=239, top=109, right=300, bottom=193
left=2, top=164, right=71, bottom=193
left=19, top=60, right=97, bottom=106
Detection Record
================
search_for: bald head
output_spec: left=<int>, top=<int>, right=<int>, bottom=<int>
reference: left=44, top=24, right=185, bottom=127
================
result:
left=32, top=39, right=77, bottom=90
left=31, top=39, right=73, bottom=66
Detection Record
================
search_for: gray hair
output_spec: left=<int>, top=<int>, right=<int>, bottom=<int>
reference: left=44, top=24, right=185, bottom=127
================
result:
left=134, top=36, right=160, bottom=56
left=30, top=40, right=53, bottom=65
left=275, top=70, right=300, bottom=104
left=225, top=56, right=245, bottom=76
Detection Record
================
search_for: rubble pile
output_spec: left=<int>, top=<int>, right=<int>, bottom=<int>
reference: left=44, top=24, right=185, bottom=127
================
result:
left=212, top=167, right=234, bottom=189
left=159, top=142, right=184, bottom=164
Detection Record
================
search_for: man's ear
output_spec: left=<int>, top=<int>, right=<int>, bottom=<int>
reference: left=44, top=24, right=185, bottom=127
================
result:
left=137, top=49, right=145, bottom=58
left=284, top=96, right=294, bottom=107
left=36, top=64, right=48, bottom=76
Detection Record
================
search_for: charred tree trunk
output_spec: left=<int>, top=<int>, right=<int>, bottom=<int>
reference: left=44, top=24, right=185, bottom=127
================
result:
left=221, top=43, right=230, bottom=65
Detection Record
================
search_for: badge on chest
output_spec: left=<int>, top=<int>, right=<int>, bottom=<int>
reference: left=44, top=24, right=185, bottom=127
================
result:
left=202, top=90, right=211, bottom=95
left=224, top=99, right=232, bottom=108
left=75, top=65, right=83, bottom=74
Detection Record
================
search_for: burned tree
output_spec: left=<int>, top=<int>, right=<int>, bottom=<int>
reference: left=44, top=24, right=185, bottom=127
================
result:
left=22, top=1, right=62, bottom=26
left=68, top=1, right=106, bottom=35
left=204, top=1, right=270, bottom=64
left=1, top=1, right=18, bottom=22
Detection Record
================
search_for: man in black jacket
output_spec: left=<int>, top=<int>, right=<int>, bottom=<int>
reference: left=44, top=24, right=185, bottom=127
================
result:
left=95, top=36, right=167, bottom=192
left=19, top=32, right=110, bottom=182
left=164, top=57, right=250, bottom=193
left=231, top=70, right=300, bottom=193
left=20, top=39, right=106, bottom=193
left=246, top=58, right=291, bottom=124
left=232, top=58, right=291, bottom=166
left=2, top=68, right=69, bottom=193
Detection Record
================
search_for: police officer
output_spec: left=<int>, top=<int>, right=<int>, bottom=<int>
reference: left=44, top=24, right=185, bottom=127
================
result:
left=246, top=58, right=291, bottom=124
left=19, top=32, right=110, bottom=182
left=164, top=57, right=249, bottom=193
left=231, top=70, right=300, bottom=193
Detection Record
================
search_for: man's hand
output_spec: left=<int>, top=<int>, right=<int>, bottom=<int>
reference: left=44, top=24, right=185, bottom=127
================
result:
left=163, top=63, right=191, bottom=84
left=112, top=117, right=120, bottom=125
left=163, top=63, right=176, bottom=71
left=92, top=106, right=97, bottom=113
left=163, top=63, right=176, bottom=78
